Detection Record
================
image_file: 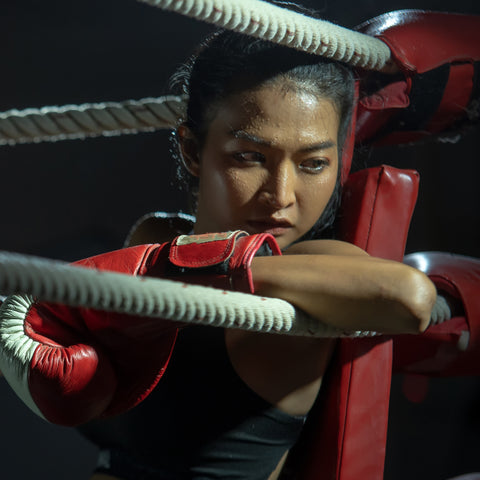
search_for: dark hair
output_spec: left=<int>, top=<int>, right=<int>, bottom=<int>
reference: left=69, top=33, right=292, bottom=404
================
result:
left=170, top=7, right=355, bottom=239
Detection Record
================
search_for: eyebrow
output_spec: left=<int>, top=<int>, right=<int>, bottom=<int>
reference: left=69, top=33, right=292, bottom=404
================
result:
left=229, top=129, right=336, bottom=153
left=230, top=129, right=272, bottom=147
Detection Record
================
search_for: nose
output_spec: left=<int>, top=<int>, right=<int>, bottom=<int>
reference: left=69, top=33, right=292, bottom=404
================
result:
left=259, top=160, right=296, bottom=210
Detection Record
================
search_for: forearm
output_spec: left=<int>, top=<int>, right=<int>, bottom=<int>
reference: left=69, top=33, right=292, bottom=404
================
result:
left=251, top=253, right=436, bottom=334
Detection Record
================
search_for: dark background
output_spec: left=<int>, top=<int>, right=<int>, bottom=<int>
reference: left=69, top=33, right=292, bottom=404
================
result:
left=1, top=0, right=479, bottom=478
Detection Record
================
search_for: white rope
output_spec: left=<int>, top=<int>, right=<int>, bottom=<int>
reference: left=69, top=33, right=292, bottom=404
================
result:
left=140, top=0, right=391, bottom=69
left=0, top=96, right=185, bottom=146
left=0, top=250, right=374, bottom=338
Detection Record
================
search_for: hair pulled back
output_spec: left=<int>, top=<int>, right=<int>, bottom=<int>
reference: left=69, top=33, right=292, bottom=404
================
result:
left=171, top=6, right=355, bottom=240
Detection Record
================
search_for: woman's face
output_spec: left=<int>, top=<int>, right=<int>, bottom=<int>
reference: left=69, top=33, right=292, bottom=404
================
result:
left=191, top=81, right=340, bottom=249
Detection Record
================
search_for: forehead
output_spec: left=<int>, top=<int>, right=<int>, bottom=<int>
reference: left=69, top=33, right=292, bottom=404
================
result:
left=210, top=82, right=340, bottom=146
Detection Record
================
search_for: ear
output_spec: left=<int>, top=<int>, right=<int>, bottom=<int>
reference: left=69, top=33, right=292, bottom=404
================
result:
left=177, top=124, right=201, bottom=177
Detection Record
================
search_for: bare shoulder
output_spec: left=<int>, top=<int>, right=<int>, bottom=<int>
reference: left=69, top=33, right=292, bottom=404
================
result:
left=284, top=239, right=369, bottom=257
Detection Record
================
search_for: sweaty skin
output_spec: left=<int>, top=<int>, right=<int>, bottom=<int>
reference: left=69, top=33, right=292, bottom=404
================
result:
left=191, top=82, right=340, bottom=248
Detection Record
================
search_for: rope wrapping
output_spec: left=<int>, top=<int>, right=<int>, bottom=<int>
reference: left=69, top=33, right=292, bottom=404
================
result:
left=141, top=0, right=391, bottom=69
left=0, top=250, right=374, bottom=338
left=0, top=96, right=185, bottom=146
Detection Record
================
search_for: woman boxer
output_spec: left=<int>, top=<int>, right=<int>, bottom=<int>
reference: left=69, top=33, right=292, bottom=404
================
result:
left=75, top=16, right=436, bottom=480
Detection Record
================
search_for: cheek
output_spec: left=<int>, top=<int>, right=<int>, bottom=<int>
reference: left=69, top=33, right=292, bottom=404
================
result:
left=300, top=170, right=338, bottom=220
left=202, top=165, right=259, bottom=215
left=214, top=168, right=258, bottom=206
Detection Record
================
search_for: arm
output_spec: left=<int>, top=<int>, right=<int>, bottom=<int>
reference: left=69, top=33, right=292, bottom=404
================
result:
left=251, top=239, right=436, bottom=334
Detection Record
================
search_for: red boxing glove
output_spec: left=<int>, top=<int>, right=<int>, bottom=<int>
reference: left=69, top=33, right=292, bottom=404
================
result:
left=0, top=244, right=179, bottom=426
left=355, top=10, right=480, bottom=146
left=0, top=231, right=280, bottom=426
left=393, top=252, right=480, bottom=376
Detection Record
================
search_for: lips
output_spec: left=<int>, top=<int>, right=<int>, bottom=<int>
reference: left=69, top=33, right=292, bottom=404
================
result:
left=246, top=218, right=293, bottom=236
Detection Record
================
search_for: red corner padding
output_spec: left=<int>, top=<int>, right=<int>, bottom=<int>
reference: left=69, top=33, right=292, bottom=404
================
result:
left=355, top=11, right=480, bottom=146
left=393, top=252, right=480, bottom=377
left=338, top=165, right=419, bottom=262
left=296, top=165, right=419, bottom=480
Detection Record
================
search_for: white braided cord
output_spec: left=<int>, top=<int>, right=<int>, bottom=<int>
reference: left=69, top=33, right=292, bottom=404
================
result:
left=0, top=96, right=185, bottom=146
left=0, top=250, right=373, bottom=338
left=140, top=0, right=391, bottom=69
left=0, top=294, right=45, bottom=420
left=0, top=294, right=39, bottom=372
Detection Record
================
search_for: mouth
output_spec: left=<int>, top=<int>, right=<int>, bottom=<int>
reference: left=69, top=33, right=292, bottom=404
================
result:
left=246, top=219, right=294, bottom=236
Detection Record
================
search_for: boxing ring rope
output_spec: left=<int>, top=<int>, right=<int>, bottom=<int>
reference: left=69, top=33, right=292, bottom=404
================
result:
left=0, top=96, right=185, bottom=146
left=0, top=250, right=373, bottom=338
left=141, top=0, right=391, bottom=69
left=0, top=0, right=392, bottom=146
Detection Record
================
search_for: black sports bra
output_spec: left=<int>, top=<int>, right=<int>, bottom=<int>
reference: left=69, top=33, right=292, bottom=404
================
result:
left=78, top=325, right=306, bottom=479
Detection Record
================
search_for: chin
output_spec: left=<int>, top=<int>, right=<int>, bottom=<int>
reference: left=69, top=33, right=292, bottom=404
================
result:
left=271, top=233, right=296, bottom=250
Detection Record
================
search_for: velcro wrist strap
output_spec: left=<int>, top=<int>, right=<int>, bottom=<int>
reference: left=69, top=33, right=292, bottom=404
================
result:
left=167, top=230, right=281, bottom=292
left=169, top=231, right=247, bottom=269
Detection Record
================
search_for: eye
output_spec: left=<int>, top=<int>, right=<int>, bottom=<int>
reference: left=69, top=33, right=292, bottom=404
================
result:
left=233, top=151, right=265, bottom=165
left=300, top=158, right=329, bottom=173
